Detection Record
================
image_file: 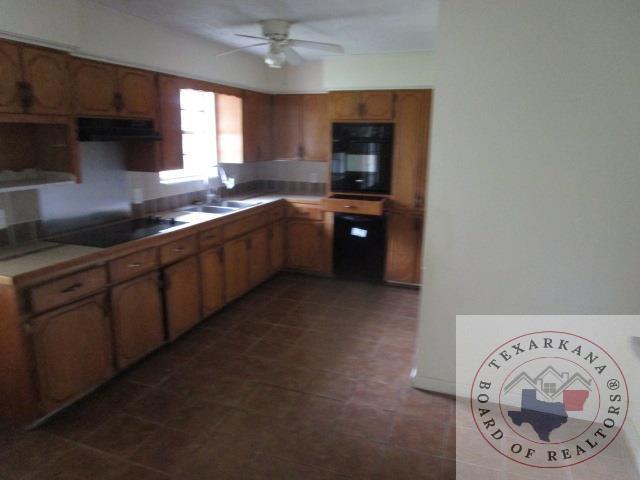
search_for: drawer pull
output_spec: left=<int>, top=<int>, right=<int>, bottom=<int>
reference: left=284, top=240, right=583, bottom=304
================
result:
left=172, top=247, right=184, bottom=253
left=127, top=262, right=142, bottom=268
left=61, top=282, right=83, bottom=293
left=344, top=205, right=356, bottom=209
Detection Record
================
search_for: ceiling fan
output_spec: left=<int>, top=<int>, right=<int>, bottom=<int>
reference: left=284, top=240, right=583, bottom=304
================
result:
left=215, top=19, right=344, bottom=68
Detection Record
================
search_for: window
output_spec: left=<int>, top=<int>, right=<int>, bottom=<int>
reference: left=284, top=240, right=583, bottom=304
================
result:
left=542, top=383, right=556, bottom=395
left=159, top=88, right=218, bottom=182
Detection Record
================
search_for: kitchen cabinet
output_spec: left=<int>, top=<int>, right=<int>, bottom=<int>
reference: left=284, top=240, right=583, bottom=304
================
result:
left=31, top=294, right=114, bottom=412
left=285, top=220, right=326, bottom=273
left=163, top=256, right=201, bottom=339
left=216, top=93, right=244, bottom=164
left=385, top=212, right=423, bottom=284
left=0, top=41, right=70, bottom=115
left=272, top=94, right=302, bottom=159
left=249, top=227, right=270, bottom=286
left=243, top=91, right=272, bottom=162
left=223, top=236, right=250, bottom=302
left=391, top=90, right=431, bottom=211
left=118, top=67, right=156, bottom=118
left=71, top=58, right=156, bottom=119
left=200, top=247, right=225, bottom=317
left=301, top=94, right=330, bottom=161
left=111, top=273, right=165, bottom=369
left=329, top=91, right=395, bottom=121
left=270, top=222, right=285, bottom=272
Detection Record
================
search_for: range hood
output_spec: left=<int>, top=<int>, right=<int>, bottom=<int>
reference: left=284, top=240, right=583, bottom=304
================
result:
left=77, top=117, right=162, bottom=142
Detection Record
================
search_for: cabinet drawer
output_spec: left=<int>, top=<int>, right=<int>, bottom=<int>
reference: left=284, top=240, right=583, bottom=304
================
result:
left=29, top=267, right=108, bottom=314
left=321, top=196, right=386, bottom=216
left=198, top=227, right=223, bottom=250
left=223, top=214, right=264, bottom=241
left=287, top=204, right=324, bottom=220
left=160, top=236, right=197, bottom=265
left=109, top=248, right=158, bottom=283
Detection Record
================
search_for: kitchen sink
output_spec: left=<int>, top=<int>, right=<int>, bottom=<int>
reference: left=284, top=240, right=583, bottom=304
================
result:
left=183, top=205, right=237, bottom=214
left=223, top=200, right=261, bottom=208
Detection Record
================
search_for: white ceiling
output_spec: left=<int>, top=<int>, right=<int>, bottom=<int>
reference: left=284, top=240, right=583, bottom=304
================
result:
left=91, top=0, right=439, bottom=60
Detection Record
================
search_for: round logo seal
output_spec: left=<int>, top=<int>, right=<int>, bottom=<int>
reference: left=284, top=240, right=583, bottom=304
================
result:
left=470, top=331, right=629, bottom=468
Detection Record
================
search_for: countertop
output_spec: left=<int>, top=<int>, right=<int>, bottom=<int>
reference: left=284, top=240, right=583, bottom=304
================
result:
left=0, top=193, right=322, bottom=285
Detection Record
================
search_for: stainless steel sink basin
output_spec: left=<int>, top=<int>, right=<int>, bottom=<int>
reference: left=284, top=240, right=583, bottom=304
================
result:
left=184, top=205, right=237, bottom=214
left=223, top=200, right=261, bottom=208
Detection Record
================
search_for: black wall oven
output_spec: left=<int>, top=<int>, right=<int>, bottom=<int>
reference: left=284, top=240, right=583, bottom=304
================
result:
left=331, top=123, right=393, bottom=194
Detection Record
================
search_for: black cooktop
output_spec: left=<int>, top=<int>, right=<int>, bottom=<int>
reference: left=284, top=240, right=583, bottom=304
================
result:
left=52, top=217, right=186, bottom=248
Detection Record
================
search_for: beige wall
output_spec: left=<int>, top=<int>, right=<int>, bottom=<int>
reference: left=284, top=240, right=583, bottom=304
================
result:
left=415, top=0, right=640, bottom=448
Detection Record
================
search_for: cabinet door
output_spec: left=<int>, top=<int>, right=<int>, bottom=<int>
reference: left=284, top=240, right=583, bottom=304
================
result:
left=329, top=92, right=361, bottom=120
left=200, top=247, right=225, bottom=317
left=243, top=91, right=272, bottom=162
left=385, top=213, right=423, bottom=284
left=31, top=294, right=114, bottom=412
left=270, top=221, right=285, bottom=273
left=0, top=41, right=23, bottom=113
left=285, top=220, right=325, bottom=272
left=391, top=90, right=429, bottom=210
left=157, top=75, right=184, bottom=171
left=361, top=91, right=395, bottom=120
left=249, top=227, right=270, bottom=287
left=118, top=67, right=156, bottom=118
left=71, top=59, right=118, bottom=116
left=21, top=46, right=70, bottom=115
left=164, top=256, right=201, bottom=339
left=272, top=94, right=302, bottom=159
left=111, top=273, right=165, bottom=369
left=223, top=236, right=250, bottom=302
left=301, top=94, right=330, bottom=161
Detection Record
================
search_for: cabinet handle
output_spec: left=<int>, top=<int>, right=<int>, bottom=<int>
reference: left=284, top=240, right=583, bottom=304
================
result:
left=172, top=247, right=184, bottom=253
left=127, top=262, right=142, bottom=269
left=343, top=205, right=356, bottom=209
left=61, top=282, right=83, bottom=293
left=113, top=92, right=124, bottom=112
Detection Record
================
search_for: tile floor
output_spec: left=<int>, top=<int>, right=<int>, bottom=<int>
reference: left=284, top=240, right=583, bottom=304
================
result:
left=0, top=273, right=456, bottom=479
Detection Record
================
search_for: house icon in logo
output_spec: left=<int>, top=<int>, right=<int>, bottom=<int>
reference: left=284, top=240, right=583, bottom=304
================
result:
left=504, top=366, right=592, bottom=410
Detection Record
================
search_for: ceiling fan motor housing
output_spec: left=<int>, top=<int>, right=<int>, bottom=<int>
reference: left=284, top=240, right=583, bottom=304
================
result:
left=260, top=19, right=291, bottom=41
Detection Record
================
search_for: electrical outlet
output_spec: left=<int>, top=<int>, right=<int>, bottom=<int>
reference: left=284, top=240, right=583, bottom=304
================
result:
left=132, top=188, right=144, bottom=204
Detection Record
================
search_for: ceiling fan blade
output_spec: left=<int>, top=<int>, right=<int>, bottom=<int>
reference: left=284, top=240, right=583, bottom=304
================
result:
left=282, top=46, right=303, bottom=66
left=215, top=42, right=270, bottom=57
left=234, top=34, right=269, bottom=41
left=288, top=39, right=344, bottom=53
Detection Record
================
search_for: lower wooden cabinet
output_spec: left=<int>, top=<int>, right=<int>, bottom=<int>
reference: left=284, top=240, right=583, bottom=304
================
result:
left=200, top=247, right=225, bottom=317
left=249, top=227, right=270, bottom=287
left=31, top=294, right=114, bottom=412
left=163, top=256, right=201, bottom=339
left=285, top=220, right=326, bottom=273
left=223, top=236, right=250, bottom=302
left=111, top=273, right=165, bottom=369
left=270, top=222, right=285, bottom=272
left=385, top=213, right=424, bottom=284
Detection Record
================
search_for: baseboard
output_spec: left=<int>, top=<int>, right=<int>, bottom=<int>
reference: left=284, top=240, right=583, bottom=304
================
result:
left=411, top=374, right=457, bottom=396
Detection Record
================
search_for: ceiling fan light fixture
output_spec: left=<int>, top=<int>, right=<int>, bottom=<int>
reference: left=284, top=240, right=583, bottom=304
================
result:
left=265, top=44, right=286, bottom=68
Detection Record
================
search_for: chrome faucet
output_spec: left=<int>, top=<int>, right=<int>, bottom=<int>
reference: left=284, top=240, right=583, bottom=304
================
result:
left=206, top=165, right=235, bottom=204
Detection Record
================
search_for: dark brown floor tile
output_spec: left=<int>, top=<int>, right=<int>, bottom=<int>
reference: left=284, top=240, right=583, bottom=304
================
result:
left=245, top=339, right=295, bottom=361
left=255, top=362, right=315, bottom=391
left=213, top=408, right=276, bottom=435
left=313, top=431, right=385, bottom=477
left=125, top=388, right=230, bottom=433
left=302, top=370, right=358, bottom=401
left=374, top=447, right=452, bottom=480
left=82, top=414, right=162, bottom=457
left=244, top=455, right=350, bottom=480
left=0, top=431, right=72, bottom=480
left=239, top=384, right=304, bottom=418
left=349, top=378, right=405, bottom=411
left=109, top=461, right=172, bottom=480
left=397, top=388, right=455, bottom=423
left=261, top=324, right=306, bottom=344
left=334, top=402, right=395, bottom=443
left=279, top=393, right=344, bottom=431
left=389, top=413, right=447, bottom=455
left=28, top=444, right=121, bottom=480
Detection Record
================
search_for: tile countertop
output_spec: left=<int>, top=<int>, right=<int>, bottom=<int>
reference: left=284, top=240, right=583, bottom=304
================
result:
left=0, top=193, right=322, bottom=285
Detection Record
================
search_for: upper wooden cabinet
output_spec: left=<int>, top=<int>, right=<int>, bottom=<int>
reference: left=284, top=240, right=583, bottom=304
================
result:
left=329, top=91, right=395, bottom=121
left=243, top=91, right=272, bottom=162
left=391, top=90, right=432, bottom=211
left=71, top=58, right=156, bottom=119
left=301, top=94, right=330, bottom=161
left=0, top=41, right=71, bottom=115
left=272, top=94, right=302, bottom=159
left=157, top=74, right=185, bottom=171
left=271, top=93, right=330, bottom=161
